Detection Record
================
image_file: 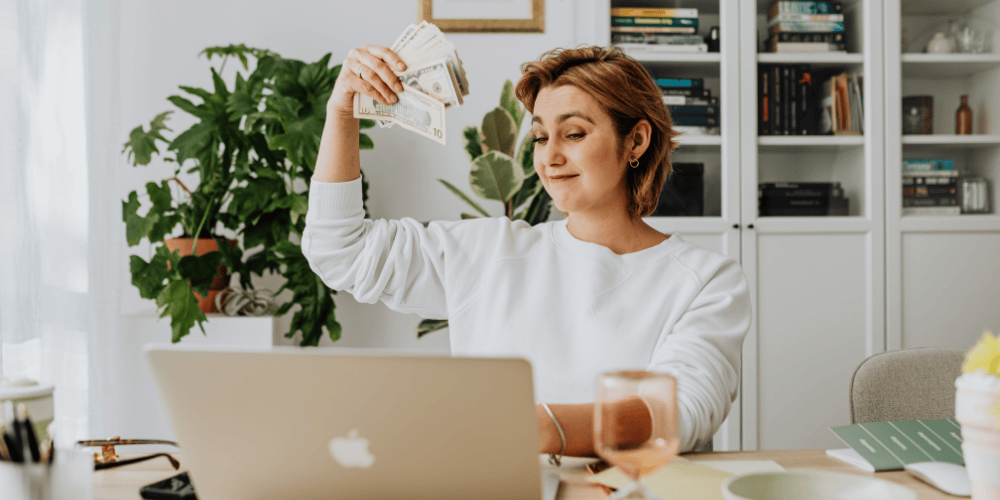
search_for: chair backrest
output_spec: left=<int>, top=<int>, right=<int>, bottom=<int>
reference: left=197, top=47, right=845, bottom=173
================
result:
left=850, top=347, right=966, bottom=424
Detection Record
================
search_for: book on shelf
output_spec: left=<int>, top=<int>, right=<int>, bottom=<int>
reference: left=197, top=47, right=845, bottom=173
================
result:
left=760, top=182, right=844, bottom=198
left=656, top=77, right=702, bottom=89
left=769, top=1, right=843, bottom=17
left=673, top=125, right=720, bottom=136
left=611, top=26, right=697, bottom=34
left=768, top=21, right=845, bottom=33
left=663, top=95, right=719, bottom=106
left=610, top=8, right=699, bottom=18
left=820, top=72, right=862, bottom=135
left=765, top=40, right=846, bottom=53
left=611, top=33, right=704, bottom=45
left=673, top=115, right=719, bottom=127
left=654, top=162, right=704, bottom=217
left=904, top=197, right=959, bottom=207
left=663, top=87, right=711, bottom=97
left=612, top=16, right=698, bottom=28
left=759, top=64, right=819, bottom=135
left=769, top=13, right=844, bottom=23
left=617, top=43, right=709, bottom=55
left=902, top=159, right=955, bottom=172
left=772, top=31, right=845, bottom=43
left=667, top=105, right=719, bottom=117
left=902, top=170, right=959, bottom=178
left=902, top=206, right=962, bottom=216
left=760, top=198, right=849, bottom=216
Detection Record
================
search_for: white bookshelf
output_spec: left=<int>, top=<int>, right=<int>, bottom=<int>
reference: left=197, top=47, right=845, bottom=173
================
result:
left=886, top=0, right=1000, bottom=357
left=588, top=0, right=1000, bottom=454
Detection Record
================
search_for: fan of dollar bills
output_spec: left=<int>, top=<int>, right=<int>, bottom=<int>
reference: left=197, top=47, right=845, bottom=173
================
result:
left=353, top=22, right=469, bottom=145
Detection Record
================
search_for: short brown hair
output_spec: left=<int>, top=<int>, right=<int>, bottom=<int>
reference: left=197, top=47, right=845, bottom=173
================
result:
left=515, top=46, right=679, bottom=219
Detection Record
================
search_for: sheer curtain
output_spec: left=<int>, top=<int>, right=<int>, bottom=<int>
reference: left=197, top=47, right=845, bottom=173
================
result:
left=0, top=0, right=120, bottom=446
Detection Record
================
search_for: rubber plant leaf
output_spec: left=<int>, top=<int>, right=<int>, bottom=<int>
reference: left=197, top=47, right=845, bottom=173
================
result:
left=481, top=107, right=517, bottom=157
left=469, top=150, right=523, bottom=203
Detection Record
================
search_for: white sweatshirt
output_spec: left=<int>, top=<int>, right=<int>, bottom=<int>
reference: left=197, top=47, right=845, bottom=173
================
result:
left=302, top=176, right=752, bottom=452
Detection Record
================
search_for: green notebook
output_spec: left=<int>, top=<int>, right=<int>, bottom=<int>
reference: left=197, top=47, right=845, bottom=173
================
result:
left=829, top=419, right=964, bottom=471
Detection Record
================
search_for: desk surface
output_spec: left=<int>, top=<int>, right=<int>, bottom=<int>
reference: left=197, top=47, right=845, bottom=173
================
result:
left=94, top=450, right=952, bottom=500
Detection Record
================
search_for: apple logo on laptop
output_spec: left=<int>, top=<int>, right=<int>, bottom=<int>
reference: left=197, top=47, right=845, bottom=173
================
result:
left=329, top=429, right=375, bottom=468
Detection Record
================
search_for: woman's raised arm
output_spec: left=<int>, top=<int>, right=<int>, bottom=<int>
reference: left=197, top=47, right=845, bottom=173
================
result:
left=314, top=45, right=407, bottom=184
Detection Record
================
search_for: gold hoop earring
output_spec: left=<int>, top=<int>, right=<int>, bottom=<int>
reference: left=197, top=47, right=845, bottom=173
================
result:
left=629, top=156, right=639, bottom=169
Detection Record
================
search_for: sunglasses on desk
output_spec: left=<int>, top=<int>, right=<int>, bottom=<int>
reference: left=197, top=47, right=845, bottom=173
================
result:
left=76, top=437, right=180, bottom=471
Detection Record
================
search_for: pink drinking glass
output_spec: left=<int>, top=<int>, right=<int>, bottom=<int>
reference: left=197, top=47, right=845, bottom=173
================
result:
left=593, top=371, right=679, bottom=500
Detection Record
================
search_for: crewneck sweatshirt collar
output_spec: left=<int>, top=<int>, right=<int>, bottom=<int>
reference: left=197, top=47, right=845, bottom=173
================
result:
left=550, top=218, right=682, bottom=270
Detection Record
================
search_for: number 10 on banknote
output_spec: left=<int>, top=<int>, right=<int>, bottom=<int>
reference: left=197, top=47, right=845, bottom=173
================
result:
left=354, top=84, right=446, bottom=145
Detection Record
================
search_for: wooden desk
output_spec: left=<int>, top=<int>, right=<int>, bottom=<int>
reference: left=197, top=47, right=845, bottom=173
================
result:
left=94, top=450, right=952, bottom=500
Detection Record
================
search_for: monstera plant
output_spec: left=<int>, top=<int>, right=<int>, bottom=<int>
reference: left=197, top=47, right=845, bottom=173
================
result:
left=123, top=44, right=371, bottom=345
left=417, top=80, right=552, bottom=337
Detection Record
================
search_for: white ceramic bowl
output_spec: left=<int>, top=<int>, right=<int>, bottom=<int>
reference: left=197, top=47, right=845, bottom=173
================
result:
left=722, top=471, right=918, bottom=500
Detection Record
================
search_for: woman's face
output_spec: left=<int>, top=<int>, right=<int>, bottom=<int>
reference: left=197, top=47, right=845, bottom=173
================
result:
left=530, top=85, right=630, bottom=217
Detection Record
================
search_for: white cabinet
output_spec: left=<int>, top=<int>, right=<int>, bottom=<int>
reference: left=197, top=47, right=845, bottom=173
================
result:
left=885, top=0, right=1000, bottom=353
left=586, top=0, right=1000, bottom=452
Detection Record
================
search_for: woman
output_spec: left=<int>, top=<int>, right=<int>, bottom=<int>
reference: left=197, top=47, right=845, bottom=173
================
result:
left=303, top=44, right=751, bottom=458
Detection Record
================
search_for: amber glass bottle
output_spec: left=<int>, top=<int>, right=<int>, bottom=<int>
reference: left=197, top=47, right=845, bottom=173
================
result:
left=957, top=95, right=973, bottom=134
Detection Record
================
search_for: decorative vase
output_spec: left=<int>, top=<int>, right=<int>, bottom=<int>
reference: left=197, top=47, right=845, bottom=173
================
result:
left=957, top=95, right=973, bottom=134
left=163, top=237, right=233, bottom=314
left=927, top=32, right=954, bottom=53
left=955, top=373, right=1000, bottom=500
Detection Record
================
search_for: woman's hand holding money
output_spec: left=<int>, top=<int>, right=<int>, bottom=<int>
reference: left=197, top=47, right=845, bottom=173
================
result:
left=328, top=45, right=407, bottom=118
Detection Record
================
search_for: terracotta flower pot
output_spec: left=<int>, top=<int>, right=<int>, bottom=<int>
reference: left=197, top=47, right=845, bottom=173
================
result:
left=163, top=237, right=233, bottom=314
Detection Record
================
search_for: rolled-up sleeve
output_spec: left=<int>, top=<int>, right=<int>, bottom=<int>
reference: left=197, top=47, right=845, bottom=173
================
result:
left=646, top=257, right=752, bottom=452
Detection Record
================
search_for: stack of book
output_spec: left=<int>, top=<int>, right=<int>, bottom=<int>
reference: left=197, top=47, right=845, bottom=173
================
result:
left=765, top=1, right=846, bottom=53
left=759, top=182, right=849, bottom=216
left=758, top=64, right=817, bottom=135
left=902, top=159, right=960, bottom=216
left=611, top=7, right=708, bottom=55
left=658, top=77, right=720, bottom=135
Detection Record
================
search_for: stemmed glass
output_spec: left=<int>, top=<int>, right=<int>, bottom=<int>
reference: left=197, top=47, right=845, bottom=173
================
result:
left=593, top=371, right=679, bottom=500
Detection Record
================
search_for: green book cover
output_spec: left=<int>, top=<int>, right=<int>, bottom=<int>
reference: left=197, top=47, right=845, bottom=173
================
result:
left=830, top=418, right=964, bottom=471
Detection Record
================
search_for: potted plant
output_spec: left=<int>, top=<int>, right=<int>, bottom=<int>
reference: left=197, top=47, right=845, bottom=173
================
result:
left=417, top=80, right=552, bottom=337
left=123, top=44, right=373, bottom=345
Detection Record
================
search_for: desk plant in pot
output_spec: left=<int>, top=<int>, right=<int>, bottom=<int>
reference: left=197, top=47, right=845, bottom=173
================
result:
left=416, top=80, right=552, bottom=337
left=123, top=45, right=372, bottom=345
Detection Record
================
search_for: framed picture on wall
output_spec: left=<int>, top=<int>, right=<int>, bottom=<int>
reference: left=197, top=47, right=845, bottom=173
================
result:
left=419, top=0, right=544, bottom=33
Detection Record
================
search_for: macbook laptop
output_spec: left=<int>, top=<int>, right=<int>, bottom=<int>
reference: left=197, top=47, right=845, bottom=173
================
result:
left=145, top=344, right=547, bottom=500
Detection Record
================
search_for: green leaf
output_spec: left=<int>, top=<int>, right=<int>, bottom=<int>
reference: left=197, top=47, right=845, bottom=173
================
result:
left=359, top=133, right=374, bottom=150
left=522, top=187, right=553, bottom=226
left=481, top=107, right=517, bottom=157
left=517, top=132, right=535, bottom=176
left=167, top=95, right=210, bottom=120
left=499, top=80, right=525, bottom=130
left=469, top=150, right=523, bottom=203
left=157, top=279, right=207, bottom=342
left=178, top=252, right=222, bottom=297
left=123, top=191, right=157, bottom=247
left=460, top=213, right=478, bottom=219
left=462, top=125, right=484, bottom=162
left=122, top=111, right=172, bottom=166
left=438, top=179, right=491, bottom=217
left=129, top=251, right=169, bottom=300
left=417, top=319, right=448, bottom=338
left=169, top=122, right=215, bottom=166
left=359, top=119, right=375, bottom=130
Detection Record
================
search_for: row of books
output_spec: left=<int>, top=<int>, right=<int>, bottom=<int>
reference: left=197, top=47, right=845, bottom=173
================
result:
left=902, top=159, right=960, bottom=216
left=765, top=1, right=846, bottom=53
left=611, top=7, right=712, bottom=55
left=757, top=65, right=863, bottom=136
left=657, top=77, right=720, bottom=130
left=759, top=182, right=849, bottom=216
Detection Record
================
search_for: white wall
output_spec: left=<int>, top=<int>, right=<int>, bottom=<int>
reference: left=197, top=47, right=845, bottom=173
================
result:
left=118, top=0, right=585, bottom=352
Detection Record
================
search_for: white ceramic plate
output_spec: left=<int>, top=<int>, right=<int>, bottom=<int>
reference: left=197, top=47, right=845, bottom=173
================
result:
left=722, top=470, right=918, bottom=500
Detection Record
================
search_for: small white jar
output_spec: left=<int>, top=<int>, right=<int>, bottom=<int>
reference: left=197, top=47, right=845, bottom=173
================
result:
left=927, top=32, right=954, bottom=53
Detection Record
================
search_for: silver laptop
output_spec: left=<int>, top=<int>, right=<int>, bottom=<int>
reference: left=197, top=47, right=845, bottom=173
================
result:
left=145, top=344, right=546, bottom=500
